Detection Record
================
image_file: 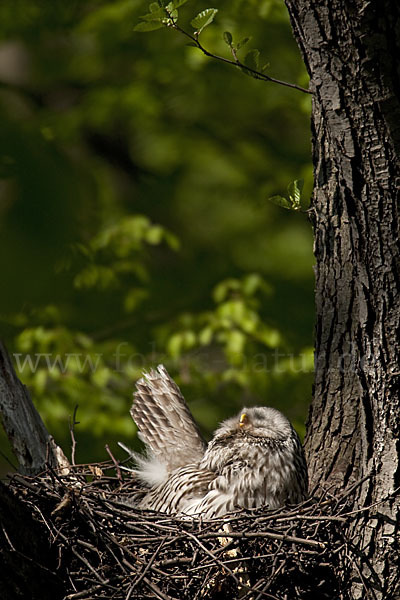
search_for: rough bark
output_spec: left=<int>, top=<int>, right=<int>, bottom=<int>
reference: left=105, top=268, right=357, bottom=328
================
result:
left=285, top=1, right=400, bottom=598
left=0, top=341, right=69, bottom=475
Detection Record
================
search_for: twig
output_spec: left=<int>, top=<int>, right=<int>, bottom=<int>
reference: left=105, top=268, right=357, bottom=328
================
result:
left=126, top=537, right=166, bottom=596
left=185, top=530, right=274, bottom=599
left=105, top=444, right=123, bottom=483
left=69, top=405, right=79, bottom=466
left=70, top=546, right=108, bottom=584
left=341, top=486, right=400, bottom=517
left=196, top=530, right=325, bottom=549
left=169, top=21, right=311, bottom=95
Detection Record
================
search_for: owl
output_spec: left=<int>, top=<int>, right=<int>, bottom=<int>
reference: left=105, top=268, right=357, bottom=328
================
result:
left=128, top=365, right=308, bottom=518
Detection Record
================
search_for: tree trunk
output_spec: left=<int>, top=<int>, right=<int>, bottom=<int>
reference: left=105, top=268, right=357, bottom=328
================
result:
left=285, top=1, right=400, bottom=598
left=0, top=341, right=69, bottom=475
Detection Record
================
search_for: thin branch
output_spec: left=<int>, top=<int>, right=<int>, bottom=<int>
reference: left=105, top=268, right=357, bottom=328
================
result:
left=168, top=21, right=311, bottom=95
left=105, top=444, right=123, bottom=483
left=196, top=529, right=325, bottom=549
left=126, top=538, right=166, bottom=596
left=69, top=405, right=79, bottom=466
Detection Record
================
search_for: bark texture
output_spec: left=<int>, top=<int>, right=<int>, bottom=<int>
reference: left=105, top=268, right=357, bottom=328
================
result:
left=0, top=341, right=69, bottom=475
left=285, top=1, right=400, bottom=598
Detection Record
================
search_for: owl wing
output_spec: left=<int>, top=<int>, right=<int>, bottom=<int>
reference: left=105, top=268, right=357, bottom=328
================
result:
left=131, top=365, right=207, bottom=473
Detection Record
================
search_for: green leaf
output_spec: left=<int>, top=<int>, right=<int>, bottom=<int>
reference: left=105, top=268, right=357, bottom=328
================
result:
left=223, top=31, right=233, bottom=47
left=74, top=265, right=118, bottom=290
left=287, top=179, right=304, bottom=210
left=217, top=299, right=246, bottom=324
left=164, top=231, right=180, bottom=251
left=236, top=36, right=251, bottom=50
left=224, top=329, right=246, bottom=363
left=244, top=49, right=260, bottom=72
left=167, top=330, right=196, bottom=358
left=145, top=225, right=164, bottom=244
left=242, top=273, right=263, bottom=296
left=269, top=179, right=304, bottom=211
left=124, top=288, right=148, bottom=313
left=134, top=20, right=164, bottom=31
left=163, top=2, right=178, bottom=21
left=138, top=7, right=165, bottom=20
left=199, top=326, right=213, bottom=345
left=268, top=195, right=293, bottom=210
left=213, top=278, right=240, bottom=303
left=136, top=2, right=178, bottom=26
left=91, top=366, right=111, bottom=387
left=167, top=333, right=183, bottom=358
left=33, top=369, right=48, bottom=395
left=256, top=326, right=282, bottom=348
left=240, top=315, right=258, bottom=334
left=190, top=8, right=218, bottom=34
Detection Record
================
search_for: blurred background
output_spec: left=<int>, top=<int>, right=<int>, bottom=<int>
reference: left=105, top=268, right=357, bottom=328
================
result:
left=0, top=0, right=313, bottom=472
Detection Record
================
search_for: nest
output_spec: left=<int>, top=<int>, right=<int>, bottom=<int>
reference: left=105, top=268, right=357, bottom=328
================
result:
left=3, top=462, right=356, bottom=600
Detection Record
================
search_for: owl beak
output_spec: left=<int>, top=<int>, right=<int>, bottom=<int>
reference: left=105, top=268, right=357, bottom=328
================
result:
left=239, top=413, right=248, bottom=428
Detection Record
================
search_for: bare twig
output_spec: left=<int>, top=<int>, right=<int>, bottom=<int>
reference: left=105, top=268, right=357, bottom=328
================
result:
left=105, top=444, right=123, bottom=483
left=126, top=537, right=166, bottom=595
left=69, top=405, right=79, bottom=466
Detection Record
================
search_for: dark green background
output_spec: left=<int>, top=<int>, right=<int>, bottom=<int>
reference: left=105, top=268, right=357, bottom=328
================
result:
left=0, top=0, right=313, bottom=472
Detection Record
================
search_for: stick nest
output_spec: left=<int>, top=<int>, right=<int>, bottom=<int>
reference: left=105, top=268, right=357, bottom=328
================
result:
left=6, top=462, right=356, bottom=600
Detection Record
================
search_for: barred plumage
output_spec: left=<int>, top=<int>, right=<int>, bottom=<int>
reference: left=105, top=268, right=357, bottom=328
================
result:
left=129, top=365, right=308, bottom=518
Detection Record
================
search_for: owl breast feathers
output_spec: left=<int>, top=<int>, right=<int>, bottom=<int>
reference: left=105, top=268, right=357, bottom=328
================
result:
left=129, top=365, right=308, bottom=518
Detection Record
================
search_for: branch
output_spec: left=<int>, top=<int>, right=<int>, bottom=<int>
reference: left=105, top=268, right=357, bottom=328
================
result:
left=69, top=405, right=79, bottom=466
left=0, top=341, right=69, bottom=475
left=169, top=21, right=312, bottom=95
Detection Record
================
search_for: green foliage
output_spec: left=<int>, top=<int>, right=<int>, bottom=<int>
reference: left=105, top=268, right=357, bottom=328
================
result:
left=134, top=20, right=165, bottom=32
left=244, top=49, right=260, bottom=72
left=134, top=1, right=180, bottom=31
left=190, top=9, right=218, bottom=34
left=164, top=274, right=282, bottom=366
left=135, top=3, right=219, bottom=35
left=223, top=31, right=233, bottom=47
left=269, top=179, right=305, bottom=211
left=0, top=0, right=313, bottom=469
left=73, top=215, right=179, bottom=298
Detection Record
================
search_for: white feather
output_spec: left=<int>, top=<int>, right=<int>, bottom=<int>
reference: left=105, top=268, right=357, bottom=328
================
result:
left=134, top=453, right=168, bottom=487
left=118, top=442, right=167, bottom=487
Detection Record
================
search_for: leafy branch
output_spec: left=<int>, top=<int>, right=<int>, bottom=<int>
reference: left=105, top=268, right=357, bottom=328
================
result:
left=135, top=2, right=311, bottom=95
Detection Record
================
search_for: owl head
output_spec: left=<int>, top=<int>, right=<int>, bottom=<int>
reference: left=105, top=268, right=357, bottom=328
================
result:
left=214, top=406, right=296, bottom=442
